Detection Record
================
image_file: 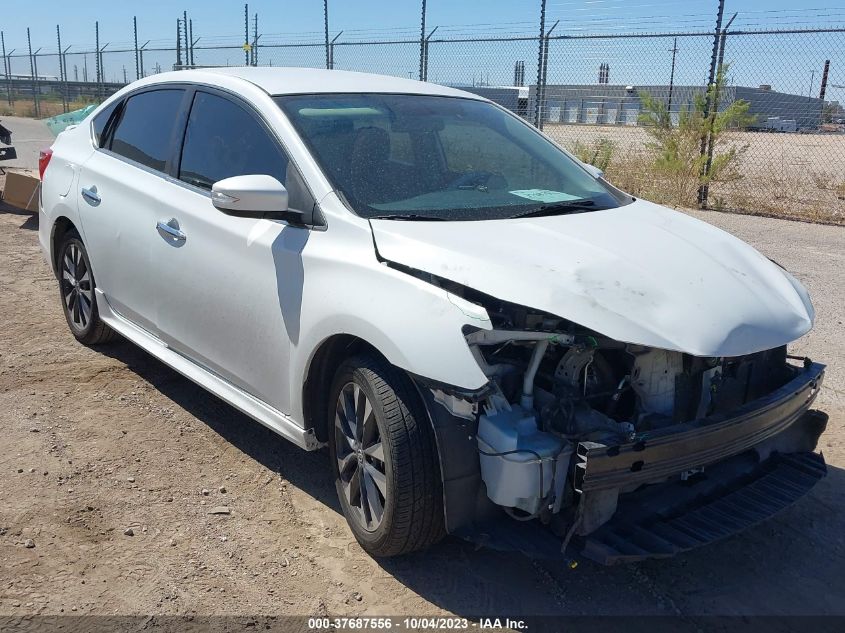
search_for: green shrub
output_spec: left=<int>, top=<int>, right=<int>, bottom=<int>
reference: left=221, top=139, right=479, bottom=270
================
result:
left=637, top=64, right=756, bottom=206
left=573, top=138, right=615, bottom=172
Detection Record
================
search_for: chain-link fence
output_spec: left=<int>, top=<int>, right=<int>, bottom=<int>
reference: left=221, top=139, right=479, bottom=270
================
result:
left=536, top=28, right=845, bottom=223
left=2, top=25, right=844, bottom=222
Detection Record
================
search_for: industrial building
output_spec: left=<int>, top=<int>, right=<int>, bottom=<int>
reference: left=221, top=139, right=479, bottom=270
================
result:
left=533, top=84, right=825, bottom=131
left=462, top=83, right=827, bottom=131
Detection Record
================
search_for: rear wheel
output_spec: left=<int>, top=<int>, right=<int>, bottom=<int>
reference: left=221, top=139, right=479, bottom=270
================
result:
left=328, top=353, right=445, bottom=557
left=57, top=233, right=116, bottom=345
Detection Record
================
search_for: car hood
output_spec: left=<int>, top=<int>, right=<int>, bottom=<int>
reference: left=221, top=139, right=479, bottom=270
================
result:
left=369, top=199, right=814, bottom=357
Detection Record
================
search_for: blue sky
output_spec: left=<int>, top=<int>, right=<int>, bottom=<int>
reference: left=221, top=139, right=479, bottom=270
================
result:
left=4, top=1, right=845, bottom=100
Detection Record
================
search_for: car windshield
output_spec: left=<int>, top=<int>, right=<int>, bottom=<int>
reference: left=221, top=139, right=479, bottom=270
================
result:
left=274, top=93, right=630, bottom=221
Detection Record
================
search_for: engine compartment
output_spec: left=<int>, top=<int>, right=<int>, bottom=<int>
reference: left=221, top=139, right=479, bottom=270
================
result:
left=453, top=284, right=800, bottom=526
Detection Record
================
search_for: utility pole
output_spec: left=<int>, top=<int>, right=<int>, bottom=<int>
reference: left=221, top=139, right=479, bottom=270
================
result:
left=533, top=0, right=547, bottom=128
left=324, top=0, right=330, bottom=69
left=418, top=0, right=427, bottom=81
left=667, top=37, right=678, bottom=115
left=819, top=60, right=830, bottom=100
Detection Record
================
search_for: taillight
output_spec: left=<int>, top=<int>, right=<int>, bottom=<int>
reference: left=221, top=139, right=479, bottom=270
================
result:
left=38, top=147, right=53, bottom=180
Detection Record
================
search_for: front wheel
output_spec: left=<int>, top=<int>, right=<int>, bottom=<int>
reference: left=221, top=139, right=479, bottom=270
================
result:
left=328, top=354, right=445, bottom=557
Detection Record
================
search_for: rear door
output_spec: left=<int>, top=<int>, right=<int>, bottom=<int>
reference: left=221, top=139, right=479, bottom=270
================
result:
left=152, top=89, right=315, bottom=414
left=76, top=88, right=188, bottom=333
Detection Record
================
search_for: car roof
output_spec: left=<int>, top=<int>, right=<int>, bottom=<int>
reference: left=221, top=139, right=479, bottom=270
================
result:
left=136, top=67, right=486, bottom=100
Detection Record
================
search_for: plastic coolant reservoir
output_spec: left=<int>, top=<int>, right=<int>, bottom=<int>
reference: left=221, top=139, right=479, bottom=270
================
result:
left=477, top=406, right=572, bottom=516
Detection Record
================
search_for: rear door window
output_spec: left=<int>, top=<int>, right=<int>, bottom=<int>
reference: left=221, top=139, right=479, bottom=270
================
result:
left=178, top=91, right=289, bottom=191
left=109, top=89, right=185, bottom=172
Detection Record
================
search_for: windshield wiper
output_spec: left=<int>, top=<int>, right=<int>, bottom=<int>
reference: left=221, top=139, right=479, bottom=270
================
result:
left=370, top=213, right=446, bottom=221
left=509, top=200, right=601, bottom=219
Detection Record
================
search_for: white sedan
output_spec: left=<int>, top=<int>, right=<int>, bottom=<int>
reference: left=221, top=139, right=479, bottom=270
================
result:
left=38, top=68, right=828, bottom=563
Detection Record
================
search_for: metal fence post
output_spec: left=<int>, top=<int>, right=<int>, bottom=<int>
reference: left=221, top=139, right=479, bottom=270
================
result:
left=539, top=20, right=559, bottom=129
left=533, top=0, right=547, bottom=128
left=27, top=28, right=40, bottom=118
left=418, top=0, right=426, bottom=80
left=1, top=31, right=12, bottom=107
left=134, top=17, right=140, bottom=80
left=62, top=45, right=70, bottom=104
left=243, top=4, right=249, bottom=66
left=329, top=31, right=343, bottom=70
left=701, top=11, right=737, bottom=203
left=176, top=19, right=183, bottom=68
left=139, top=41, right=149, bottom=78
left=251, top=14, right=259, bottom=66
left=697, top=0, right=725, bottom=208
left=324, top=0, right=330, bottom=69
left=182, top=11, right=189, bottom=68
left=57, top=25, right=67, bottom=112
left=95, top=22, right=101, bottom=98
left=667, top=37, right=678, bottom=114
left=421, top=26, right=437, bottom=82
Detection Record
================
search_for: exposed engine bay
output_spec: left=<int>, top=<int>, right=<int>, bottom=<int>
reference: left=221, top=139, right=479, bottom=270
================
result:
left=420, top=281, right=827, bottom=558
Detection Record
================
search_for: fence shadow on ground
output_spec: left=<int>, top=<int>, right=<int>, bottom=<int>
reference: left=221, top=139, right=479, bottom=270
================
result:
left=97, top=336, right=845, bottom=618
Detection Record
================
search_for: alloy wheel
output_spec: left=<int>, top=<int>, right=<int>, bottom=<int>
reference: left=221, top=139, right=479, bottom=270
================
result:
left=334, top=382, right=387, bottom=532
left=61, top=243, right=93, bottom=330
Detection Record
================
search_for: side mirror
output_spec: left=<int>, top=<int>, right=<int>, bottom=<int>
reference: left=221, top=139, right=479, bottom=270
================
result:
left=580, top=162, right=604, bottom=180
left=211, top=174, right=303, bottom=222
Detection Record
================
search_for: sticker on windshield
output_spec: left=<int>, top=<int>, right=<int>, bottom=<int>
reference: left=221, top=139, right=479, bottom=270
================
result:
left=509, top=189, right=580, bottom=203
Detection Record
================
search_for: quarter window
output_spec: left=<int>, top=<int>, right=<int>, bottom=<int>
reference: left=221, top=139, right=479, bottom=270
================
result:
left=92, top=99, right=121, bottom=148
left=178, top=91, right=288, bottom=192
left=109, top=89, right=185, bottom=171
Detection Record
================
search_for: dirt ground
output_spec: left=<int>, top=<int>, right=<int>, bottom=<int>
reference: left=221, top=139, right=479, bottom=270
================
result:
left=1, top=193, right=844, bottom=620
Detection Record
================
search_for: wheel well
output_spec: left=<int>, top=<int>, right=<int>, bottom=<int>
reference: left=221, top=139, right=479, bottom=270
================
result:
left=50, top=216, right=79, bottom=275
left=303, top=334, right=384, bottom=443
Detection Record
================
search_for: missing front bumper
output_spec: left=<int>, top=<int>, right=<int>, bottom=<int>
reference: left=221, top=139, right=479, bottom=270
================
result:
left=574, top=362, right=825, bottom=494
left=580, top=445, right=827, bottom=565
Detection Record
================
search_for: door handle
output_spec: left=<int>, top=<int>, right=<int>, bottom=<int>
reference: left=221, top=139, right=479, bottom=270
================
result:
left=156, top=219, right=186, bottom=242
left=81, top=186, right=101, bottom=205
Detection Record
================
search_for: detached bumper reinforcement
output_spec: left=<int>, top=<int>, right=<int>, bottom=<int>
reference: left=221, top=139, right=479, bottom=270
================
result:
left=581, top=450, right=827, bottom=565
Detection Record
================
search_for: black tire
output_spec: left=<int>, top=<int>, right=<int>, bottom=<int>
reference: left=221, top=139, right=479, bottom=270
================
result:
left=328, top=353, right=445, bottom=557
left=56, top=232, right=117, bottom=345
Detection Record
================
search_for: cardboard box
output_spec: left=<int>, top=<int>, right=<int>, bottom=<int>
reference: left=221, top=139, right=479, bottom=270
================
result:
left=1, top=171, right=40, bottom=212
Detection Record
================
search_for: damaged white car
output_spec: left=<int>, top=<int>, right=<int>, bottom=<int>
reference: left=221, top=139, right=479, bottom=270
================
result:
left=39, top=68, right=828, bottom=563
